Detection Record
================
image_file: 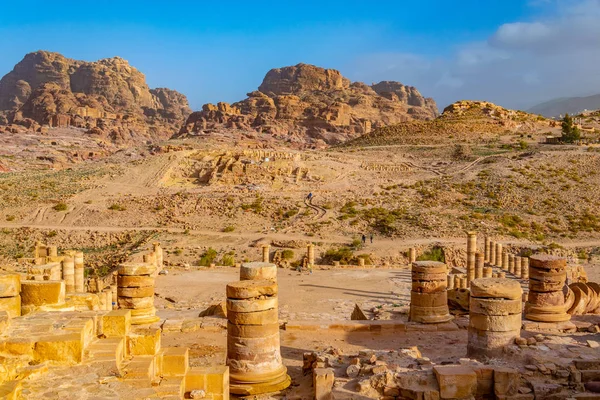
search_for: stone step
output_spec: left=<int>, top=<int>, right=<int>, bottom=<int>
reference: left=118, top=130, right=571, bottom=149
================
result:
left=84, top=337, right=126, bottom=376
left=582, top=370, right=600, bottom=383
left=573, top=393, right=600, bottom=400
left=576, top=360, right=600, bottom=370
left=154, top=377, right=185, bottom=398
left=123, top=355, right=157, bottom=381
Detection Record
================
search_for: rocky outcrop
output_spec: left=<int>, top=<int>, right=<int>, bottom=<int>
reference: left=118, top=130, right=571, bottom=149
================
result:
left=0, top=51, right=191, bottom=143
left=176, top=63, right=437, bottom=146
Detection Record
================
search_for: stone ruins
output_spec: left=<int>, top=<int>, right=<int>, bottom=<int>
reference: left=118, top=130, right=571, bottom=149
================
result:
left=1, top=232, right=600, bottom=399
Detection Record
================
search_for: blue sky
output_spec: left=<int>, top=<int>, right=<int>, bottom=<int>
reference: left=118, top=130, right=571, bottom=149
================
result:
left=1, top=0, right=599, bottom=110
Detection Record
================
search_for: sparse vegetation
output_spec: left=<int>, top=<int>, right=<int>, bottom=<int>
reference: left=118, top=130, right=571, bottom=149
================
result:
left=108, top=203, right=126, bottom=211
left=53, top=202, right=68, bottom=211
left=197, top=248, right=218, bottom=267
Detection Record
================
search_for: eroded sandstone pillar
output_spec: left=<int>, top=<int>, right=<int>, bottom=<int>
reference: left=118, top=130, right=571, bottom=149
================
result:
left=307, top=244, right=315, bottom=266
left=475, top=252, right=484, bottom=279
left=118, top=262, right=159, bottom=325
left=525, top=255, right=570, bottom=322
left=240, top=262, right=277, bottom=282
left=502, top=251, right=509, bottom=271
left=226, top=280, right=291, bottom=395
left=409, top=261, right=452, bottom=324
left=466, top=232, right=477, bottom=287
left=521, top=257, right=529, bottom=280
left=514, top=256, right=522, bottom=278
left=153, top=242, right=164, bottom=271
left=262, top=245, right=270, bottom=263
left=495, top=243, right=503, bottom=267
left=74, top=251, right=85, bottom=293
left=490, top=242, right=496, bottom=267
left=62, top=254, right=75, bottom=294
left=468, top=278, right=522, bottom=358
left=484, top=237, right=491, bottom=263
left=508, top=254, right=515, bottom=275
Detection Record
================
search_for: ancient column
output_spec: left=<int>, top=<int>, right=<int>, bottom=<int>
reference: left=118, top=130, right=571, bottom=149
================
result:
left=475, top=252, right=484, bottom=280
left=508, top=254, right=515, bottom=275
left=307, top=244, right=315, bottom=266
left=498, top=272, right=506, bottom=278
left=74, top=251, right=85, bottom=293
left=409, top=261, right=452, bottom=324
left=103, top=288, right=113, bottom=311
left=489, top=241, right=496, bottom=267
left=514, top=256, right=522, bottom=278
left=453, top=275, right=461, bottom=290
left=484, top=237, right=491, bottom=263
left=358, top=257, right=365, bottom=267
left=495, top=243, right=503, bottom=268
left=466, top=232, right=477, bottom=287
left=468, top=278, right=522, bottom=358
left=483, top=267, right=493, bottom=278
left=524, top=255, right=570, bottom=322
left=153, top=242, right=164, bottom=271
left=111, top=284, right=118, bottom=309
left=240, top=262, right=277, bottom=282
left=521, top=257, right=529, bottom=280
left=0, top=274, right=21, bottom=318
left=99, top=290, right=107, bottom=310
left=118, top=262, right=160, bottom=325
left=48, top=246, right=58, bottom=257
left=262, top=245, right=270, bottom=263
left=62, top=253, right=75, bottom=294
left=408, top=248, right=417, bottom=263
left=226, top=280, right=291, bottom=395
left=447, top=275, right=455, bottom=290
left=502, top=251, right=509, bottom=271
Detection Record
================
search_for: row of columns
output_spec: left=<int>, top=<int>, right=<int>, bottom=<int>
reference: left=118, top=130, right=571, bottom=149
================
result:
left=261, top=244, right=315, bottom=266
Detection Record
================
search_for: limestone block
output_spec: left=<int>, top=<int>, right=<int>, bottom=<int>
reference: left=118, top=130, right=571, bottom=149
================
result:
left=118, top=275, right=154, bottom=287
left=0, top=380, right=21, bottom=400
left=467, top=327, right=520, bottom=348
left=314, top=368, right=335, bottom=400
left=226, top=280, right=278, bottom=299
left=117, top=295, right=154, bottom=309
left=473, top=365, right=494, bottom=397
left=128, top=327, right=161, bottom=355
left=161, top=347, right=189, bottom=376
left=34, top=333, right=83, bottom=364
left=494, top=367, right=519, bottom=396
left=227, top=322, right=279, bottom=338
left=470, top=278, right=522, bottom=300
left=1, top=336, right=35, bottom=356
left=0, top=311, right=9, bottom=334
left=0, top=274, right=20, bottom=297
left=433, top=365, right=477, bottom=399
left=240, top=262, right=278, bottom=281
left=0, top=295, right=21, bottom=318
left=118, top=286, right=155, bottom=298
left=470, top=298, right=522, bottom=316
left=20, top=280, right=65, bottom=306
left=118, top=262, right=157, bottom=276
left=410, top=291, right=448, bottom=308
left=66, top=293, right=100, bottom=311
left=185, top=366, right=230, bottom=400
left=469, top=313, right=522, bottom=332
left=62, top=317, right=95, bottom=349
left=102, top=310, right=132, bottom=337
left=228, top=308, right=279, bottom=325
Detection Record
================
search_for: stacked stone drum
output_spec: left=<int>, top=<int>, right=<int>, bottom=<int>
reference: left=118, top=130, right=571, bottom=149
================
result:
left=240, top=262, right=277, bottom=282
left=117, top=262, right=159, bottom=325
left=0, top=274, right=21, bottom=318
left=468, top=278, right=523, bottom=358
left=409, top=261, right=452, bottom=323
left=61, top=253, right=75, bottom=294
left=525, top=255, right=570, bottom=322
left=226, top=280, right=291, bottom=395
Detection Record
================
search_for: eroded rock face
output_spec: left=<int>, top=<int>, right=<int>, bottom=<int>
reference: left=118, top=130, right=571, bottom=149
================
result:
left=0, top=51, right=191, bottom=143
left=176, top=63, right=438, bottom=146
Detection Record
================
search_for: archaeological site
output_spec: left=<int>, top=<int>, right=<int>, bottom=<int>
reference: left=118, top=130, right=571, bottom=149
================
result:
left=2, top=3, right=600, bottom=399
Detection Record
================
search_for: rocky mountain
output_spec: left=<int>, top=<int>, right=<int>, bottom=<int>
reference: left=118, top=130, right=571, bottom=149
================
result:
left=343, top=100, right=555, bottom=147
left=0, top=51, right=191, bottom=144
left=176, top=63, right=438, bottom=146
left=528, top=94, right=600, bottom=118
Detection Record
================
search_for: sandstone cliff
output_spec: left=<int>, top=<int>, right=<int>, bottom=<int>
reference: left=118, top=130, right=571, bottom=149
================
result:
left=176, top=63, right=438, bottom=146
left=0, top=51, right=191, bottom=144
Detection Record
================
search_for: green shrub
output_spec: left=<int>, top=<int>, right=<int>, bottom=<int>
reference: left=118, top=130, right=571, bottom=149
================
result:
left=53, top=202, right=68, bottom=211
left=46, top=230, right=58, bottom=238
left=241, top=196, right=263, bottom=213
left=197, top=248, right=218, bottom=266
left=322, top=247, right=354, bottom=264
left=281, top=249, right=295, bottom=260
left=417, top=246, right=445, bottom=262
left=108, top=204, right=126, bottom=211
left=223, top=225, right=235, bottom=232
left=283, top=209, right=298, bottom=219
left=221, top=253, right=236, bottom=267
left=5, top=215, right=15, bottom=222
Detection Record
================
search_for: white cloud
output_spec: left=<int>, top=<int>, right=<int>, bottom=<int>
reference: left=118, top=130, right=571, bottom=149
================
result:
left=345, top=0, right=600, bottom=111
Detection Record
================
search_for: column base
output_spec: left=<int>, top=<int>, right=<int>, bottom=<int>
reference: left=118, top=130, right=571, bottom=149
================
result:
left=230, top=366, right=291, bottom=396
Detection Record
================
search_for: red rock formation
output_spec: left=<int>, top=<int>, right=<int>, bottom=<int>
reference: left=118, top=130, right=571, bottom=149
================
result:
left=0, top=51, right=191, bottom=143
left=176, top=63, right=438, bottom=146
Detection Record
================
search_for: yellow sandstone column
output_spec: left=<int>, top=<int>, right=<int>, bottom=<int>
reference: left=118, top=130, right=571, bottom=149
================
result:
left=466, top=232, right=477, bottom=287
left=74, top=251, right=85, bottom=293
left=62, top=253, right=75, bottom=294
left=262, top=245, right=270, bottom=263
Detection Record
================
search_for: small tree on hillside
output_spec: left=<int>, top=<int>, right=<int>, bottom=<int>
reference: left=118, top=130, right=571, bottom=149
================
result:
left=561, top=113, right=581, bottom=143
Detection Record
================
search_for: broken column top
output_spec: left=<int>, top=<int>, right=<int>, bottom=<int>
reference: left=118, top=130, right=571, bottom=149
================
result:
left=240, top=262, right=278, bottom=281
left=529, top=254, right=566, bottom=270
left=226, top=279, right=278, bottom=299
left=470, top=278, right=522, bottom=300
left=118, top=262, right=156, bottom=276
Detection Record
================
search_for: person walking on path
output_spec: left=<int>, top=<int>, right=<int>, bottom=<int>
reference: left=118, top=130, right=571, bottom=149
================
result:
left=361, top=234, right=366, bottom=244
left=370, top=234, right=373, bottom=244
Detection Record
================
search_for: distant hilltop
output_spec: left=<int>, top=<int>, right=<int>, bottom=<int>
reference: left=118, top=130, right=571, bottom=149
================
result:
left=0, top=50, right=191, bottom=144
left=528, top=94, right=600, bottom=118
left=175, top=63, right=438, bottom=146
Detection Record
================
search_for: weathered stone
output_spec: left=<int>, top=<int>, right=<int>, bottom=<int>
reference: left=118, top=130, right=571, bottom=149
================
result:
left=470, top=278, right=522, bottom=300
left=433, top=365, right=477, bottom=399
